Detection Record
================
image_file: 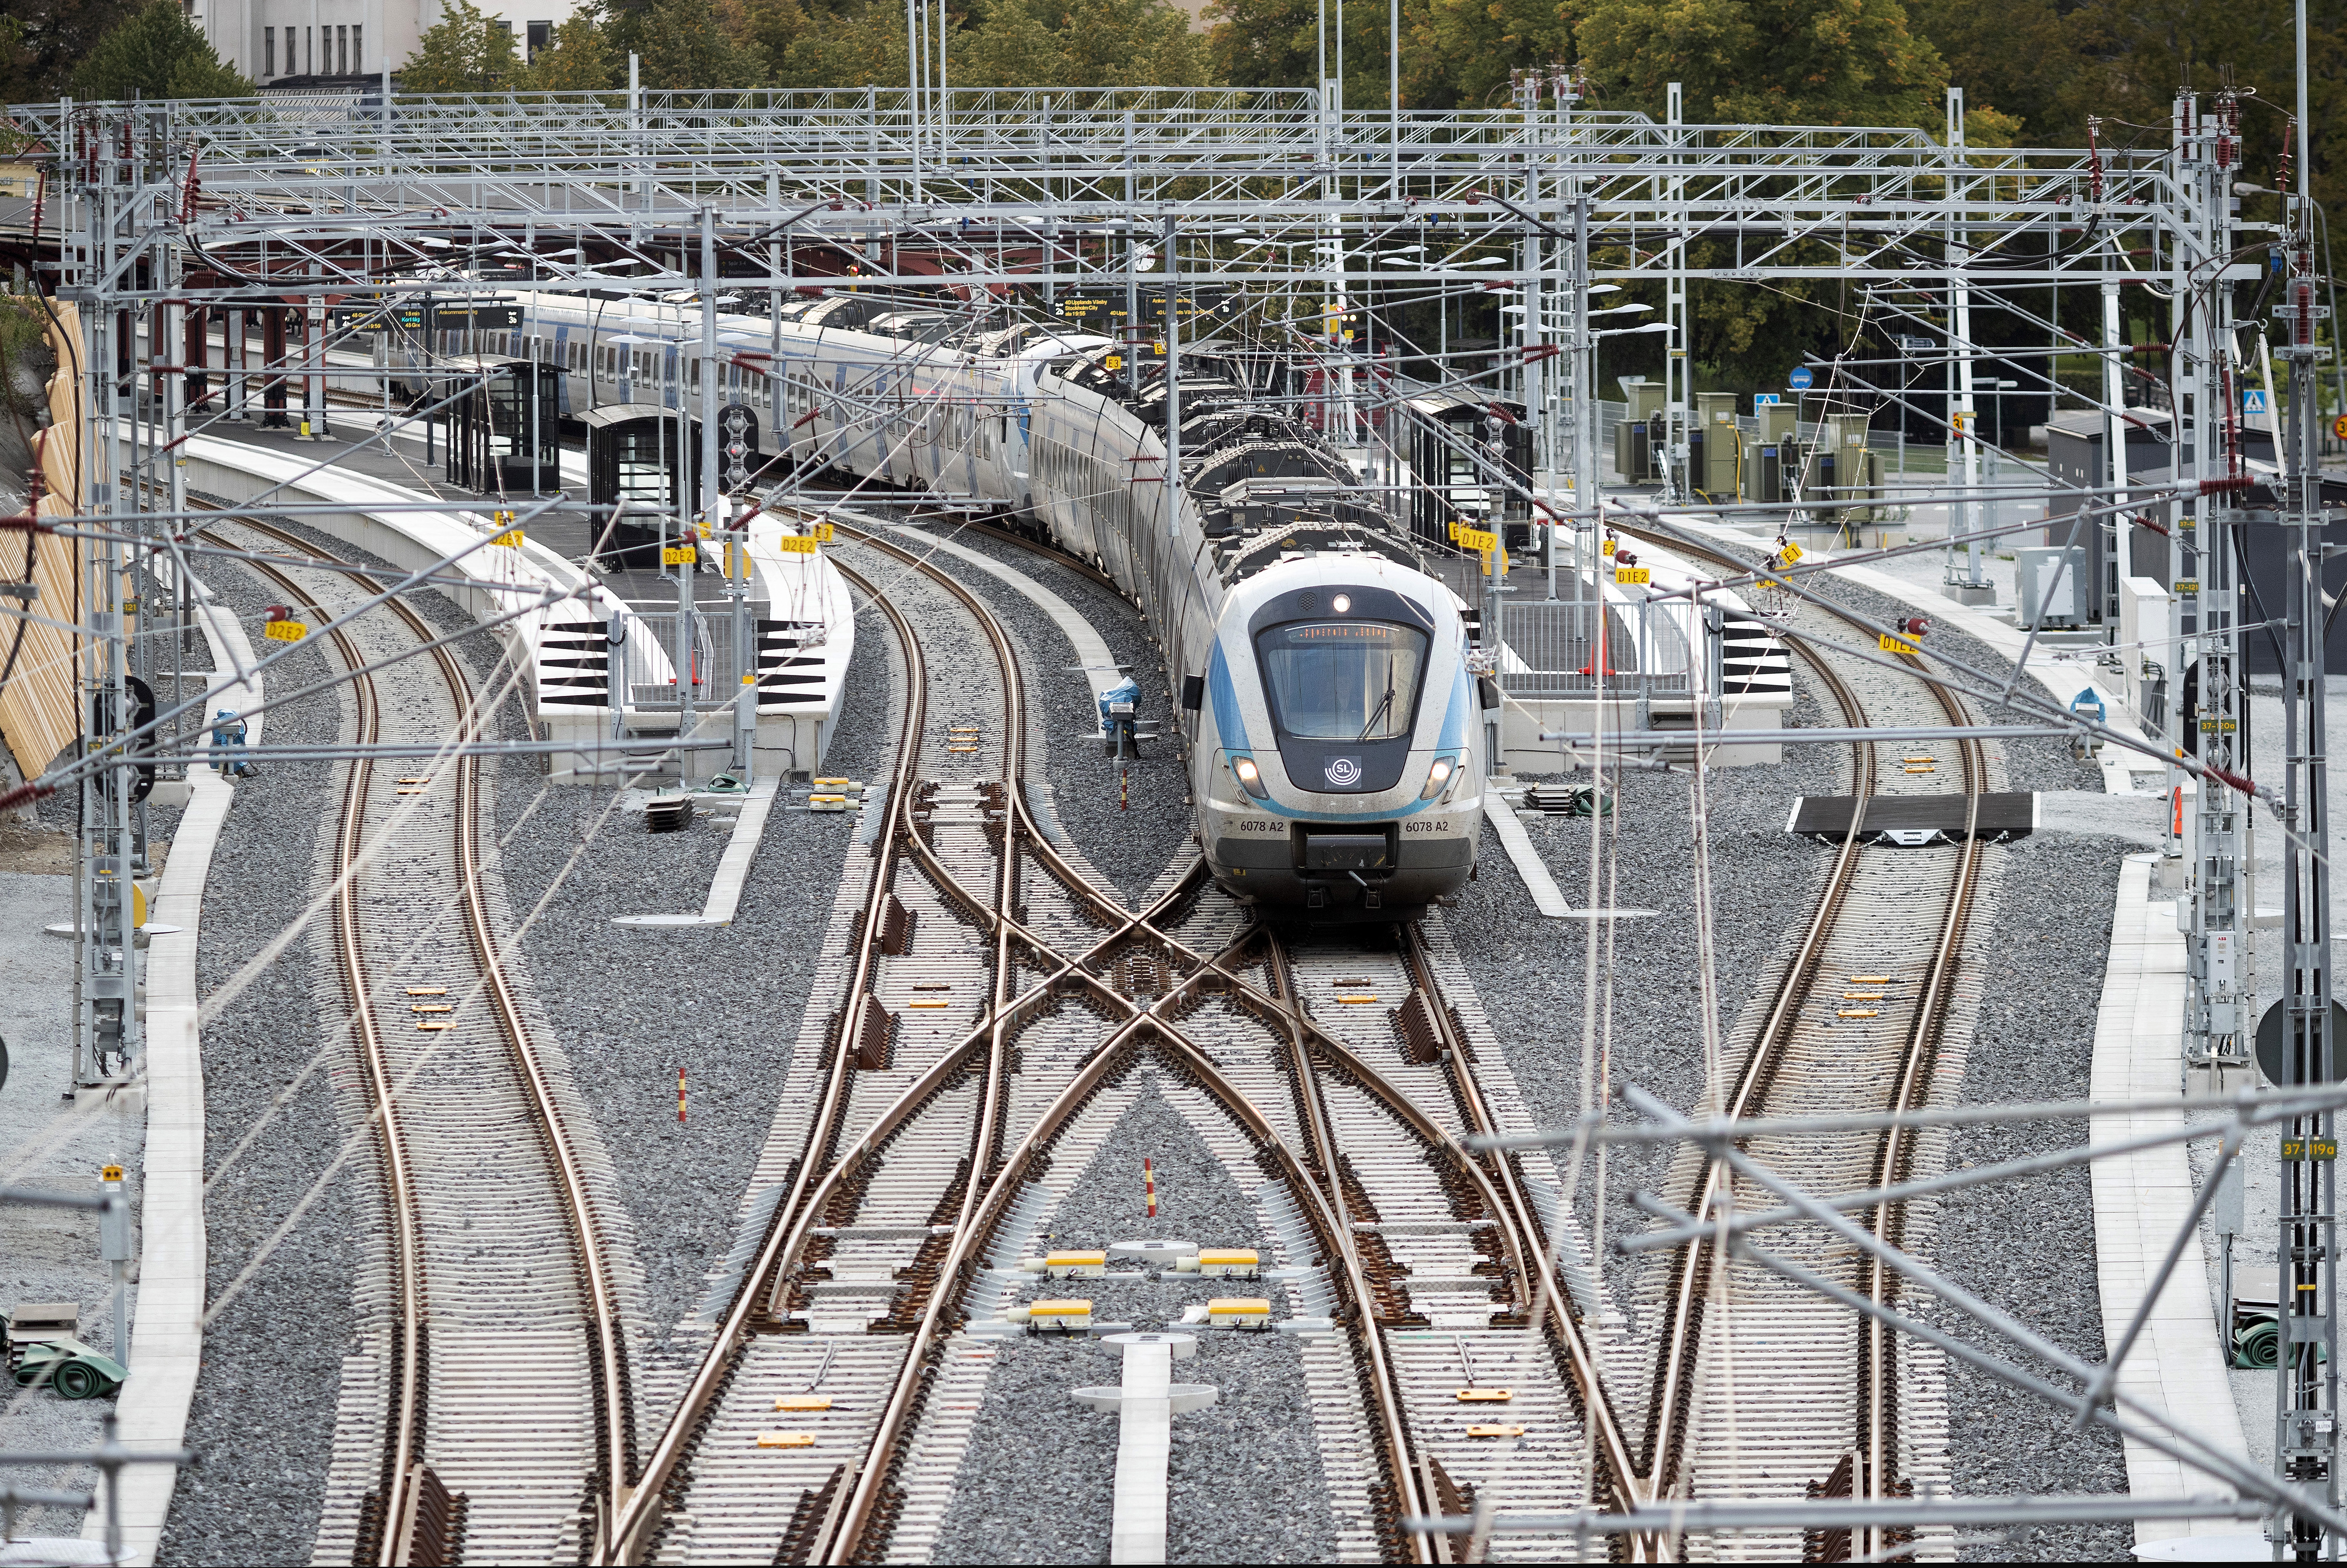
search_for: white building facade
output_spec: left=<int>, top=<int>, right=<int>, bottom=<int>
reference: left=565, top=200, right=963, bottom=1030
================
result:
left=197, top=0, right=582, bottom=85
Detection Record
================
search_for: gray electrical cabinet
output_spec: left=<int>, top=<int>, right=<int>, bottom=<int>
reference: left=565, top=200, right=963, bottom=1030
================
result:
left=1613, top=418, right=1652, bottom=483
left=2016, top=545, right=2089, bottom=629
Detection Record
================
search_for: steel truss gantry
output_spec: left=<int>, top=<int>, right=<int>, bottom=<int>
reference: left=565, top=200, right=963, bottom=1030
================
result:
left=6, top=76, right=2335, bottom=1552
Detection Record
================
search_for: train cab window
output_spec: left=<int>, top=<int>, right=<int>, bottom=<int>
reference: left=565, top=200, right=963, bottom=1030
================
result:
left=1253, top=621, right=1429, bottom=741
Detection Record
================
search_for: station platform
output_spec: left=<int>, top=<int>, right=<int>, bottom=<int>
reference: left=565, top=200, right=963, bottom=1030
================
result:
left=155, top=420, right=854, bottom=781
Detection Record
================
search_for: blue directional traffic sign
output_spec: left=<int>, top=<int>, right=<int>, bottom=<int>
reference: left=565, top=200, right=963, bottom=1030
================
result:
left=1788, top=366, right=1814, bottom=391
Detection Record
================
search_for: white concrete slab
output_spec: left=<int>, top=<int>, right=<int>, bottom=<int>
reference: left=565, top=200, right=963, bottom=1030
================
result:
left=1068, top=1333, right=1216, bottom=1567
left=2090, top=852, right=2254, bottom=1548
left=1482, top=795, right=1572, bottom=918
left=81, top=577, right=255, bottom=1564
left=611, top=776, right=782, bottom=927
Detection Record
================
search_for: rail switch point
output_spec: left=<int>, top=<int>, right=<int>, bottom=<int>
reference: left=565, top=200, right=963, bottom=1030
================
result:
left=1109, top=1238, right=1198, bottom=1267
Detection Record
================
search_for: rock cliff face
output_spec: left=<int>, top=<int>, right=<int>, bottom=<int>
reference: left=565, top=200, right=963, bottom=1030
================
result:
left=0, top=302, right=56, bottom=490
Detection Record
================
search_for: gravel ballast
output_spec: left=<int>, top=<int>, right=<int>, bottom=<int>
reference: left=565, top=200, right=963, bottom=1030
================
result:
left=900, top=520, right=1193, bottom=902
left=161, top=545, right=364, bottom=1565
left=1931, top=833, right=2133, bottom=1563
left=930, top=1081, right=1337, bottom=1565
left=487, top=575, right=898, bottom=1352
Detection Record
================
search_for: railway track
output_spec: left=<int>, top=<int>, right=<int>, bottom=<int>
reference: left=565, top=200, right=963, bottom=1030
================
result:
left=605, top=513, right=1666, bottom=1564
left=217, top=517, right=638, bottom=1565
left=204, top=482, right=1986, bottom=1561
left=1619, top=526, right=1995, bottom=1561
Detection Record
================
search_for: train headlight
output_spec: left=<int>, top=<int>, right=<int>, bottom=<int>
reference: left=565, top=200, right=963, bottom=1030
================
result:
left=1231, top=755, right=1269, bottom=800
left=1419, top=756, right=1456, bottom=800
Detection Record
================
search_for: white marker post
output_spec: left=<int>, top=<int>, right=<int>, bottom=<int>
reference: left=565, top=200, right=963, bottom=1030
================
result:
left=1071, top=1331, right=1217, bottom=1565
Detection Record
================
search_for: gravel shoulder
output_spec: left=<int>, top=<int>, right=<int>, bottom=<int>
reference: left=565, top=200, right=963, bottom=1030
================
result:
left=1932, top=832, right=2132, bottom=1562
left=161, top=546, right=361, bottom=1566
left=487, top=575, right=898, bottom=1353
left=904, top=522, right=1192, bottom=903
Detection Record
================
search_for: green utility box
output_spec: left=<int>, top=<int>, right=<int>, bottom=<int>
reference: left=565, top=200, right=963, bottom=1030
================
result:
left=1803, top=414, right=1879, bottom=522
left=1757, top=401, right=1797, bottom=445
left=1695, top=393, right=1740, bottom=496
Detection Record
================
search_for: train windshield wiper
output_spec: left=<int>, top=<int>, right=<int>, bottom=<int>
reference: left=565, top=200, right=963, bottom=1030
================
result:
left=1358, top=662, right=1396, bottom=741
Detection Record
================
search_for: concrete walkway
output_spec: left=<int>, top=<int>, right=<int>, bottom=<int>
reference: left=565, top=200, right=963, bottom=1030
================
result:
left=1482, top=796, right=1571, bottom=917
left=612, top=776, right=783, bottom=928
left=81, top=573, right=257, bottom=1563
left=2089, top=851, right=2256, bottom=1553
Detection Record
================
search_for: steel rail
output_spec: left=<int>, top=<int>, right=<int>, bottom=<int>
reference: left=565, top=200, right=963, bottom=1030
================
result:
left=899, top=500, right=1648, bottom=1538
left=1623, top=524, right=1991, bottom=1556
left=604, top=531, right=1231, bottom=1566
left=1857, top=675, right=1986, bottom=1561
left=809, top=523, right=1028, bottom=1563
left=225, top=516, right=636, bottom=1556
left=602, top=548, right=932, bottom=1566
left=1386, top=921, right=1653, bottom=1522
left=242, top=547, right=431, bottom=1566
left=815, top=520, right=1442, bottom=1562
left=1639, top=635, right=1877, bottom=1498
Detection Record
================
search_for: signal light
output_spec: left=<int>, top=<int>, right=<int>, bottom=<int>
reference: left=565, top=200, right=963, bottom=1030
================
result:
left=1895, top=616, right=1930, bottom=638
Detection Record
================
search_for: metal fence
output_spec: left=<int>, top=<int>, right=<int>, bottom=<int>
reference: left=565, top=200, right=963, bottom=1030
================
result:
left=1496, top=593, right=1693, bottom=697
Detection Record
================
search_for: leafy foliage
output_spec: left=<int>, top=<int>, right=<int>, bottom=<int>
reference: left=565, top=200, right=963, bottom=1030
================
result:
left=607, top=0, right=766, bottom=89
left=1575, top=0, right=1946, bottom=127
left=397, top=0, right=523, bottom=93
left=0, top=0, right=140, bottom=102
left=522, top=15, right=621, bottom=90
left=71, top=0, right=253, bottom=101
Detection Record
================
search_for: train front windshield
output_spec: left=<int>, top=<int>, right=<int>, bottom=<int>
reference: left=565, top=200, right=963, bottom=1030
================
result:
left=1255, top=621, right=1429, bottom=741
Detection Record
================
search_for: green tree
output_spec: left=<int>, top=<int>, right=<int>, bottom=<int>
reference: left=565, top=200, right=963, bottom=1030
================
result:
left=1905, top=0, right=2078, bottom=142
left=759, top=1, right=909, bottom=90
left=71, top=0, right=253, bottom=101
left=2063, top=0, right=2341, bottom=219
left=1207, top=0, right=1553, bottom=109
left=521, top=14, right=620, bottom=90
left=398, top=0, right=522, bottom=92
left=1574, top=0, right=1946, bottom=127
left=956, top=0, right=1210, bottom=87
left=0, top=0, right=140, bottom=102
left=603, top=0, right=765, bottom=88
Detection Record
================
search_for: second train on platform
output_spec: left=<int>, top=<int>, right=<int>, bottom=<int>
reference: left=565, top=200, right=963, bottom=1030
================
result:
left=479, top=289, right=1487, bottom=918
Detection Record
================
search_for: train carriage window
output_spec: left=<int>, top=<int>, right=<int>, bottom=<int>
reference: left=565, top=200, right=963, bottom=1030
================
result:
left=1254, top=622, right=1430, bottom=742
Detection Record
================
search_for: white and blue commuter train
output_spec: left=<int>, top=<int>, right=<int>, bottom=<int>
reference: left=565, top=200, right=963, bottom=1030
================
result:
left=453, top=286, right=1486, bottom=919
